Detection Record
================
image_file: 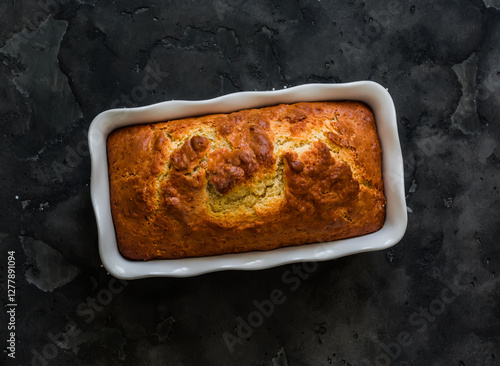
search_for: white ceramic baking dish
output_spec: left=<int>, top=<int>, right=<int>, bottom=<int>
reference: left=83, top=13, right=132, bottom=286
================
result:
left=89, top=82, right=407, bottom=279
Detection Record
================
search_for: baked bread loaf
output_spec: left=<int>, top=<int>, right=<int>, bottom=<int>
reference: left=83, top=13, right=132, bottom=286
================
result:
left=107, top=101, right=386, bottom=260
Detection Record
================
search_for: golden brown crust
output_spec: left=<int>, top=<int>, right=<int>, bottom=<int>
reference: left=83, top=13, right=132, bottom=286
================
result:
left=107, top=101, right=386, bottom=260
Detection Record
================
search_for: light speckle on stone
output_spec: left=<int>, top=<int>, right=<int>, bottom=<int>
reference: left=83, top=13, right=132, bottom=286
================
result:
left=21, top=236, right=80, bottom=292
left=272, top=347, right=288, bottom=366
left=409, top=180, right=417, bottom=193
left=483, top=0, right=500, bottom=10
left=156, top=317, right=176, bottom=342
left=444, top=197, right=453, bottom=208
left=451, top=53, right=482, bottom=134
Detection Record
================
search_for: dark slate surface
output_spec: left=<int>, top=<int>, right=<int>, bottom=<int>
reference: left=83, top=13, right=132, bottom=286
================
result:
left=1, top=1, right=499, bottom=365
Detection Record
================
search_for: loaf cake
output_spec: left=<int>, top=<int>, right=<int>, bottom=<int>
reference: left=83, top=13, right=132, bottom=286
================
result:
left=107, top=101, right=386, bottom=260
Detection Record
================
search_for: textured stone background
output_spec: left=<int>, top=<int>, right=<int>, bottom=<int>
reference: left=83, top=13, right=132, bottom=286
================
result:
left=1, top=0, right=499, bottom=365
